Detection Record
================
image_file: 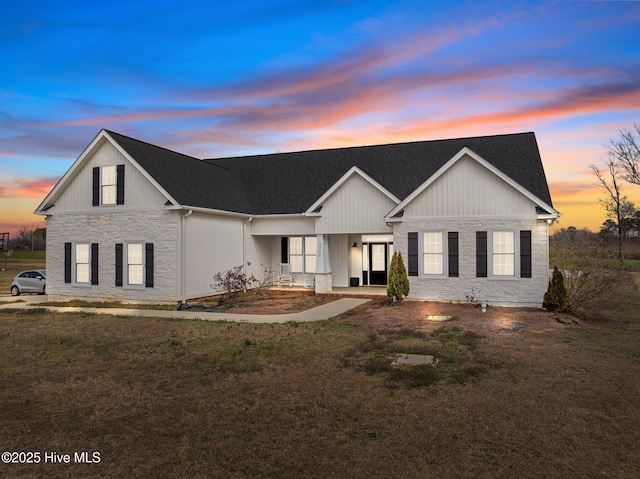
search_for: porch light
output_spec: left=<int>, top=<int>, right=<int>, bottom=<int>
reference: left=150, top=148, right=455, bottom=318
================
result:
left=352, top=242, right=358, bottom=248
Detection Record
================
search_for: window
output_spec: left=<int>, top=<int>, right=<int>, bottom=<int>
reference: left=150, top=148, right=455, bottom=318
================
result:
left=287, top=236, right=316, bottom=273
left=304, top=237, right=317, bottom=273
left=116, top=242, right=154, bottom=288
left=101, top=166, right=117, bottom=205
left=423, top=232, right=444, bottom=275
left=127, top=243, right=144, bottom=285
left=93, top=165, right=124, bottom=206
left=289, top=237, right=303, bottom=273
left=75, top=244, right=90, bottom=283
left=492, top=231, right=515, bottom=276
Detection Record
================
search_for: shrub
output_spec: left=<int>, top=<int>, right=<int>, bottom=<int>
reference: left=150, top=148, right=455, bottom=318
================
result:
left=211, top=266, right=257, bottom=299
left=387, top=251, right=410, bottom=302
left=543, top=266, right=568, bottom=311
left=564, top=269, right=632, bottom=320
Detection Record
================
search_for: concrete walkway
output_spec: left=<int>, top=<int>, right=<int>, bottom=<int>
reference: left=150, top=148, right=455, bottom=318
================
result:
left=0, top=295, right=369, bottom=324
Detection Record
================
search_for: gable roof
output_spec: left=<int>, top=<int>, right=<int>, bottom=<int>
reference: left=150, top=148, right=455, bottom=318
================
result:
left=104, top=131, right=252, bottom=213
left=205, top=131, right=554, bottom=215
left=41, top=129, right=557, bottom=217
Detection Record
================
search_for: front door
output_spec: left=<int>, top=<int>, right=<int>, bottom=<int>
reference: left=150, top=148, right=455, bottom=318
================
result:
left=369, top=243, right=387, bottom=285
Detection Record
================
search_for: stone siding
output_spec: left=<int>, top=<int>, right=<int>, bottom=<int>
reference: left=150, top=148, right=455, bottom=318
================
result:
left=393, top=218, right=549, bottom=307
left=46, top=211, right=178, bottom=302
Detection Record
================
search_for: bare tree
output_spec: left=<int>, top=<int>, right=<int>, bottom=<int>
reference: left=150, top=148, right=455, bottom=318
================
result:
left=590, top=160, right=630, bottom=267
left=608, top=124, right=640, bottom=186
left=16, top=225, right=45, bottom=251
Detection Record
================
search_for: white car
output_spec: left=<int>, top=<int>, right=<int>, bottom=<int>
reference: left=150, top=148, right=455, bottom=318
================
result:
left=11, top=270, right=46, bottom=296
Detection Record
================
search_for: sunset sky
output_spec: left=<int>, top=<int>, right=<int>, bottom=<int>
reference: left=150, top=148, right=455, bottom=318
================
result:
left=1, top=0, right=639, bottom=237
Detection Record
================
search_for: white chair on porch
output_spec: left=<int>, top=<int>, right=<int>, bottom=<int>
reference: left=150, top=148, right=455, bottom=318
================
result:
left=278, top=263, right=294, bottom=287
left=303, top=273, right=315, bottom=289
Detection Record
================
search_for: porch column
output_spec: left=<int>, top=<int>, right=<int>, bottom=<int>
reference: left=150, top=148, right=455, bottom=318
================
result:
left=315, top=234, right=332, bottom=293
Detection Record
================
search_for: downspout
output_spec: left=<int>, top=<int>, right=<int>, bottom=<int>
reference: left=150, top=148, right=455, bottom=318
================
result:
left=243, top=217, right=253, bottom=272
left=181, top=209, right=193, bottom=304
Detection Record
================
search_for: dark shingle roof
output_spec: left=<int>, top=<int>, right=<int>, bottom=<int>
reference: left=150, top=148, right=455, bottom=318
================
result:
left=107, top=130, right=553, bottom=215
left=106, top=131, right=251, bottom=213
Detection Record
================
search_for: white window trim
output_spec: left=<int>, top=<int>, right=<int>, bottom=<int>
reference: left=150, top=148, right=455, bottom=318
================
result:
left=288, top=236, right=317, bottom=274
left=124, top=242, right=145, bottom=288
left=489, top=230, right=519, bottom=279
left=73, top=242, right=91, bottom=286
left=419, top=231, right=447, bottom=278
left=101, top=165, right=117, bottom=206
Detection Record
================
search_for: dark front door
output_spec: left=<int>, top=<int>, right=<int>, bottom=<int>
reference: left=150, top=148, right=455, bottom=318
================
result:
left=369, top=243, right=388, bottom=285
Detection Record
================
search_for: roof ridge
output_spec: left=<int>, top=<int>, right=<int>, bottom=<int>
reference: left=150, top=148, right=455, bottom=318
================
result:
left=104, top=129, right=231, bottom=171
left=204, top=131, right=535, bottom=161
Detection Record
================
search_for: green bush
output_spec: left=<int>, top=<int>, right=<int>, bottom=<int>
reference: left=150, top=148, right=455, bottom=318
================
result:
left=387, top=251, right=410, bottom=302
left=543, top=266, right=568, bottom=311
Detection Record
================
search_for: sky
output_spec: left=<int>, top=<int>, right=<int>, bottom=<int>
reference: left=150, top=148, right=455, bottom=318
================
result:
left=1, top=0, right=639, bottom=237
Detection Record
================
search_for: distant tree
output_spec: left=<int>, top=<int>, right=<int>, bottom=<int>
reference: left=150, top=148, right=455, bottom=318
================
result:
left=19, top=227, right=46, bottom=251
left=543, top=266, right=568, bottom=312
left=387, top=251, right=410, bottom=303
left=598, top=219, right=618, bottom=241
left=590, top=160, right=631, bottom=267
left=550, top=226, right=597, bottom=245
left=608, top=124, right=640, bottom=186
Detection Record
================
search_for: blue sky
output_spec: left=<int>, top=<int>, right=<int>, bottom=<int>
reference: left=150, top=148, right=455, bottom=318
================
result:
left=1, top=0, right=640, bottom=235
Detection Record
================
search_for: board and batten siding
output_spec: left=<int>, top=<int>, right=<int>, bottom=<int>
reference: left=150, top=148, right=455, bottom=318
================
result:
left=315, top=173, right=395, bottom=234
left=328, top=235, right=349, bottom=287
left=403, top=155, right=535, bottom=218
left=183, top=212, right=246, bottom=299
left=51, top=139, right=168, bottom=213
left=250, top=216, right=315, bottom=236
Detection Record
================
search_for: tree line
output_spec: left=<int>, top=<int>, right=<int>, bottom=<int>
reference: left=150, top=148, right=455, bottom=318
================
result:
left=590, top=124, right=640, bottom=266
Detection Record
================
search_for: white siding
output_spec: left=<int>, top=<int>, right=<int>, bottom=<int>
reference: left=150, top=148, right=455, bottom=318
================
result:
left=246, top=235, right=280, bottom=283
left=183, top=212, right=245, bottom=299
left=51, top=139, right=168, bottom=213
left=316, top=173, right=395, bottom=234
left=329, top=235, right=349, bottom=287
left=403, top=155, right=535, bottom=218
left=348, top=234, right=364, bottom=285
left=251, top=216, right=315, bottom=236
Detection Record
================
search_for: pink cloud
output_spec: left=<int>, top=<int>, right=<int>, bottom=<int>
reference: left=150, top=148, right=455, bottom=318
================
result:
left=0, top=177, right=58, bottom=199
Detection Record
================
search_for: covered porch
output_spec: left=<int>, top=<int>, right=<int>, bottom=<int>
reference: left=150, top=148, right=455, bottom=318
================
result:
left=268, top=284, right=388, bottom=298
left=270, top=233, right=395, bottom=294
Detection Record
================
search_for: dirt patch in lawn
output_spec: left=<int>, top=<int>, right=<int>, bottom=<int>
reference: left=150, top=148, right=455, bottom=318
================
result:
left=341, top=297, right=572, bottom=335
left=190, top=290, right=339, bottom=314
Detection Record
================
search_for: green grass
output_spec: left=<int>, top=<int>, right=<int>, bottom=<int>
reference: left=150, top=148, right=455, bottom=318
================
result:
left=0, top=257, right=46, bottom=293
left=342, top=326, right=490, bottom=388
left=3, top=250, right=46, bottom=260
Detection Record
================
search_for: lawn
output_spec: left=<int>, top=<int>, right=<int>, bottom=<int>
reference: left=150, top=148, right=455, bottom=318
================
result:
left=0, top=255, right=46, bottom=294
left=1, top=300, right=640, bottom=478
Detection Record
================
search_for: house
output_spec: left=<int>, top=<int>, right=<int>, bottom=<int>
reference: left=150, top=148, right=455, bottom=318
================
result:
left=35, top=130, right=560, bottom=306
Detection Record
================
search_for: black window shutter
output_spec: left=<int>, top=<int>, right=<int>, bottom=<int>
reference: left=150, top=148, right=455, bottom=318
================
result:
left=448, top=232, right=459, bottom=277
left=92, top=167, right=100, bottom=206
left=116, top=164, right=125, bottom=205
left=115, top=244, right=123, bottom=287
left=408, top=232, right=418, bottom=276
left=64, top=242, right=72, bottom=283
left=145, top=243, right=154, bottom=288
left=281, top=237, right=288, bottom=264
left=476, top=231, right=487, bottom=278
left=91, top=243, right=99, bottom=285
left=520, top=230, right=532, bottom=278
